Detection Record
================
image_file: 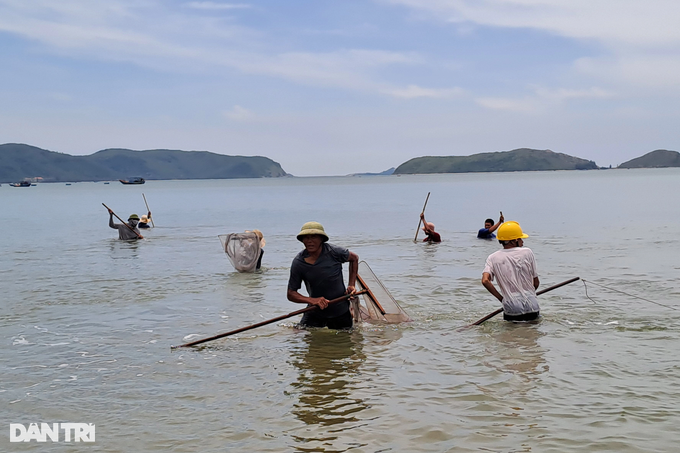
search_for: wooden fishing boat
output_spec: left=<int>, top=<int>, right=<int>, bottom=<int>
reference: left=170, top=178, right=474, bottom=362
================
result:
left=119, top=177, right=145, bottom=185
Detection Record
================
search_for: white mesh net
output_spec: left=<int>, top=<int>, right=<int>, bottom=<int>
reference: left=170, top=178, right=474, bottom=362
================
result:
left=218, top=232, right=261, bottom=273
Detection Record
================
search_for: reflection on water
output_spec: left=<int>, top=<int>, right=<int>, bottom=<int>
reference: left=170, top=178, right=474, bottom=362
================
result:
left=288, top=330, right=368, bottom=451
left=417, top=242, right=440, bottom=271
left=224, top=270, right=266, bottom=299
left=108, top=239, right=143, bottom=260
left=481, top=323, right=547, bottom=392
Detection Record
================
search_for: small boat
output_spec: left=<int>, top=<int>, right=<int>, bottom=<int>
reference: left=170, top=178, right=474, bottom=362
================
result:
left=119, top=177, right=145, bottom=185
left=9, top=181, right=32, bottom=187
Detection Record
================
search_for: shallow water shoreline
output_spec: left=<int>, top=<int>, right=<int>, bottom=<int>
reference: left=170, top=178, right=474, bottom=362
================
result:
left=2, top=169, right=679, bottom=452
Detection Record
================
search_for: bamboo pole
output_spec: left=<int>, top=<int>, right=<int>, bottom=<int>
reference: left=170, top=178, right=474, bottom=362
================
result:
left=171, top=290, right=367, bottom=349
left=142, top=193, right=154, bottom=228
left=414, top=192, right=431, bottom=243
left=463, top=277, right=580, bottom=328
left=356, top=274, right=386, bottom=315
left=102, top=203, right=143, bottom=239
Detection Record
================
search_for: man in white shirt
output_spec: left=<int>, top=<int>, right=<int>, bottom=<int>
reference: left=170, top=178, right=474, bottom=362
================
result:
left=481, top=221, right=540, bottom=321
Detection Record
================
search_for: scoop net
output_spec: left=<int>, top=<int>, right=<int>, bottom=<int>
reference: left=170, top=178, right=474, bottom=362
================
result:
left=218, top=232, right=261, bottom=273
left=354, top=261, right=412, bottom=324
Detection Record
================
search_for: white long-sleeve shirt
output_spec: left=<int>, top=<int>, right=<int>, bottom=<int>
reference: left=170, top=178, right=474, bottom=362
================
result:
left=483, top=247, right=539, bottom=315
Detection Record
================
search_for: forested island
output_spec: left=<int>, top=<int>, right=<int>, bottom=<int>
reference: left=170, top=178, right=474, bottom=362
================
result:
left=2, top=143, right=678, bottom=183
left=618, top=149, right=680, bottom=168
left=394, top=148, right=597, bottom=174
left=0, top=144, right=287, bottom=183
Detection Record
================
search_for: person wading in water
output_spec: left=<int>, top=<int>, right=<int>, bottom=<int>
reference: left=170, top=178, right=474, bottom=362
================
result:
left=287, top=221, right=359, bottom=329
left=108, top=210, right=143, bottom=240
left=477, top=212, right=504, bottom=239
left=481, top=221, right=540, bottom=322
left=419, top=212, right=441, bottom=243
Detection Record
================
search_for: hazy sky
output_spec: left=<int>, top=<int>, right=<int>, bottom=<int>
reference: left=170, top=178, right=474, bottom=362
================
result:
left=1, top=1, right=678, bottom=176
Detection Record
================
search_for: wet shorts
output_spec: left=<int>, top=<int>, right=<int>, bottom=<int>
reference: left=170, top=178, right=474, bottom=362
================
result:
left=299, top=310, right=353, bottom=330
left=503, top=311, right=540, bottom=322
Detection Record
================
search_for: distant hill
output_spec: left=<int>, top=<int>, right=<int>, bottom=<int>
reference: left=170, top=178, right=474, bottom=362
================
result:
left=618, top=149, right=680, bottom=168
left=0, top=144, right=287, bottom=183
left=394, top=148, right=598, bottom=174
left=349, top=167, right=395, bottom=176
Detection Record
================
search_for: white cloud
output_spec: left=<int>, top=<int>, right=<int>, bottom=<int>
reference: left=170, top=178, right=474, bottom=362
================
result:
left=224, top=49, right=420, bottom=93
left=380, top=0, right=680, bottom=48
left=0, top=1, right=427, bottom=96
left=476, top=85, right=613, bottom=112
left=381, top=0, right=680, bottom=95
left=476, top=96, right=537, bottom=113
left=575, top=55, right=680, bottom=89
left=533, top=86, right=614, bottom=101
left=383, top=84, right=463, bottom=99
left=223, top=105, right=254, bottom=121
left=0, top=1, right=195, bottom=56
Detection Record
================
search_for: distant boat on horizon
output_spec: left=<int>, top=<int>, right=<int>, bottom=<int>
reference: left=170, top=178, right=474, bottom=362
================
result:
left=119, top=177, right=145, bottom=185
left=9, top=181, right=32, bottom=187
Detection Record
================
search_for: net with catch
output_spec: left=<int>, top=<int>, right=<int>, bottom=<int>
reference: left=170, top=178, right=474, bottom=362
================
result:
left=218, top=232, right=261, bottom=273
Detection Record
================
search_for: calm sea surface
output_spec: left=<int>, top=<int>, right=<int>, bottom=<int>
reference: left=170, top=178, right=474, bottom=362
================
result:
left=1, top=169, right=679, bottom=452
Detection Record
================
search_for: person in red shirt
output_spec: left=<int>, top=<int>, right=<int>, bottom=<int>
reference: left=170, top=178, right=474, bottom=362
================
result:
left=420, top=212, right=441, bottom=243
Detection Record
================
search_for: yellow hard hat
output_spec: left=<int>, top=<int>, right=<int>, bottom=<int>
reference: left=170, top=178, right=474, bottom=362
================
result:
left=496, top=221, right=529, bottom=241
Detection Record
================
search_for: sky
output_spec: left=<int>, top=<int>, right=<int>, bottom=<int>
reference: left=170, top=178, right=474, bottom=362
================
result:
left=1, top=0, right=679, bottom=176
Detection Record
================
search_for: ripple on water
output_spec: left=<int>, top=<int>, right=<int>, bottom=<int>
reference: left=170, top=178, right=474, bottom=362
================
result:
left=3, top=174, right=680, bottom=451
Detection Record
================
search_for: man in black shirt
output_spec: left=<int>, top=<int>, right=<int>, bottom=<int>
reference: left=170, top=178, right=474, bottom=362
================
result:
left=287, top=221, right=359, bottom=329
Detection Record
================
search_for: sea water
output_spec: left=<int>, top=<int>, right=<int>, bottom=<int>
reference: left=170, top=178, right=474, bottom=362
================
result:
left=1, top=169, right=679, bottom=452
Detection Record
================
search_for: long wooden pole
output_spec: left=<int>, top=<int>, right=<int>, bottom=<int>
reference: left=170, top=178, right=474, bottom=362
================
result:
left=464, top=277, right=580, bottom=328
left=102, top=203, right=143, bottom=239
left=171, top=290, right=368, bottom=349
left=414, top=192, right=431, bottom=243
left=142, top=193, right=155, bottom=227
left=356, top=274, right=386, bottom=315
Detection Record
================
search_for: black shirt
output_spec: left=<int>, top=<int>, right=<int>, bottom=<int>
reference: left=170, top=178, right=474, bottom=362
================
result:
left=288, top=243, right=350, bottom=318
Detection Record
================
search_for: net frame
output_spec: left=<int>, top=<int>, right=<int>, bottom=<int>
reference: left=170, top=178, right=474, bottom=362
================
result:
left=354, top=261, right=412, bottom=324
